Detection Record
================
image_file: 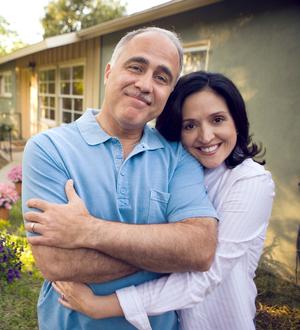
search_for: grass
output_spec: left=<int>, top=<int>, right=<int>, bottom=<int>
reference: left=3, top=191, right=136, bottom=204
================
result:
left=255, top=266, right=300, bottom=329
left=0, top=201, right=43, bottom=330
left=0, top=201, right=299, bottom=329
left=0, top=273, right=41, bottom=330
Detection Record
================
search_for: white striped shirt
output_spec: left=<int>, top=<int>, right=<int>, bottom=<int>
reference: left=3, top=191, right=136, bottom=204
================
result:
left=116, top=158, right=275, bottom=330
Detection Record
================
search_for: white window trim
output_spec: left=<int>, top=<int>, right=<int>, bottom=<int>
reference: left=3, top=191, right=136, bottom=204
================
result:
left=38, top=66, right=57, bottom=125
left=58, top=62, right=85, bottom=124
left=183, top=40, right=211, bottom=73
left=37, top=61, right=86, bottom=127
left=0, top=71, right=13, bottom=98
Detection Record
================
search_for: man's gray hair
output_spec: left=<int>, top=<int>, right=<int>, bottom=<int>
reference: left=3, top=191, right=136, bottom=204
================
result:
left=110, top=27, right=183, bottom=78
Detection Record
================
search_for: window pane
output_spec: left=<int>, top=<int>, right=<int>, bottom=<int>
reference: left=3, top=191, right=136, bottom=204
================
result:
left=74, top=98, right=83, bottom=111
left=48, top=83, right=55, bottom=94
left=48, top=70, right=55, bottom=81
left=60, top=68, right=70, bottom=80
left=73, top=82, right=83, bottom=95
left=183, top=50, right=208, bottom=74
left=50, top=97, right=55, bottom=108
left=63, top=111, right=72, bottom=123
left=61, top=82, right=70, bottom=95
left=39, top=71, right=46, bottom=81
left=39, top=83, right=47, bottom=93
left=50, top=110, right=55, bottom=120
left=74, top=113, right=81, bottom=121
left=62, top=98, right=72, bottom=110
left=40, top=96, right=47, bottom=107
left=73, top=66, right=83, bottom=79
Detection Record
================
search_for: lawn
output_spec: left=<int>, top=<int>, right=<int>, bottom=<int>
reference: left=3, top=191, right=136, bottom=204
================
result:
left=0, top=200, right=299, bottom=329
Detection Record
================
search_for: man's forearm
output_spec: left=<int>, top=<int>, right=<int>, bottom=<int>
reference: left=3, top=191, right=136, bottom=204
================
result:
left=31, top=245, right=138, bottom=283
left=84, top=217, right=217, bottom=273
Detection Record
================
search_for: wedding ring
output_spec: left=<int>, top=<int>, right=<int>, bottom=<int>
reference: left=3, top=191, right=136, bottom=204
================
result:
left=31, top=222, right=36, bottom=233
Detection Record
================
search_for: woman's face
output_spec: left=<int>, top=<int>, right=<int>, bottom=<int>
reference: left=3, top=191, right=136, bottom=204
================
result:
left=181, top=89, right=237, bottom=169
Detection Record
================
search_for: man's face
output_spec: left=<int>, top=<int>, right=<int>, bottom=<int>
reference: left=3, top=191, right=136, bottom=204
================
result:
left=102, top=31, right=180, bottom=133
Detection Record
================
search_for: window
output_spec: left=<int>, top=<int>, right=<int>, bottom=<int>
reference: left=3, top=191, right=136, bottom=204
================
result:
left=59, top=65, right=84, bottom=123
left=38, top=69, right=56, bottom=121
left=0, top=71, right=13, bottom=97
left=183, top=41, right=210, bottom=75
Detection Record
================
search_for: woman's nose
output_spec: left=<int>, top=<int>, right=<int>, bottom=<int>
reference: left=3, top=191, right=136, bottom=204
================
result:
left=198, top=126, right=214, bottom=144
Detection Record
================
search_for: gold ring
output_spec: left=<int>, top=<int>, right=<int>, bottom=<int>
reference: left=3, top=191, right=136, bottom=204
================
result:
left=31, top=223, right=36, bottom=233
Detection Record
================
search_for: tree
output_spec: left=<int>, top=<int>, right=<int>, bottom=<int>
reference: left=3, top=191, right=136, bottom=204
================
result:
left=0, top=16, right=26, bottom=56
left=41, top=0, right=127, bottom=38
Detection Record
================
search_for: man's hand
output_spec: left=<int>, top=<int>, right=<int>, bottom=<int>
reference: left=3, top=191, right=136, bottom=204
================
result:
left=24, top=180, right=97, bottom=248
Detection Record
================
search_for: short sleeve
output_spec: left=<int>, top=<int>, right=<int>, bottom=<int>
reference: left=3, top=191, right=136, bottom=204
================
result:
left=167, top=147, right=217, bottom=222
left=22, top=135, right=70, bottom=235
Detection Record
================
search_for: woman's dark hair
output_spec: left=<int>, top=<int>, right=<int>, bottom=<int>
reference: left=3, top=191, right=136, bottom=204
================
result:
left=156, top=71, right=265, bottom=168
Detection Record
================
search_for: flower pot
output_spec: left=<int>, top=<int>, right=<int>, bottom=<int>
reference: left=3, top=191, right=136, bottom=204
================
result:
left=0, top=207, right=9, bottom=220
left=15, top=182, right=22, bottom=196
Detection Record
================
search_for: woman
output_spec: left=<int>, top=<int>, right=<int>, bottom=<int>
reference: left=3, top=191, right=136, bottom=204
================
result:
left=53, top=71, right=274, bottom=330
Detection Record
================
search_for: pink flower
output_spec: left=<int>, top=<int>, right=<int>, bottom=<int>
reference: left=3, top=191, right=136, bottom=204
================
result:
left=0, top=183, right=19, bottom=209
left=7, top=165, right=22, bottom=183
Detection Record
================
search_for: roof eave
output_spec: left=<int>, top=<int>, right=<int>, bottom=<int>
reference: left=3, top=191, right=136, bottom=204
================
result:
left=0, top=0, right=222, bottom=65
left=78, top=0, right=221, bottom=39
left=0, top=32, right=79, bottom=65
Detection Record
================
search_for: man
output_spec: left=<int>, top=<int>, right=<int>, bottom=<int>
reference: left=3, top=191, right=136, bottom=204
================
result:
left=23, top=27, right=218, bottom=329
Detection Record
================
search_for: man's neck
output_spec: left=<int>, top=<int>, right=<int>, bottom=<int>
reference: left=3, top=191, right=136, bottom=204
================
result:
left=96, top=112, right=143, bottom=159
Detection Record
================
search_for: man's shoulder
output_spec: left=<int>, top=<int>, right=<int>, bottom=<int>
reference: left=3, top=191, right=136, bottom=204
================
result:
left=24, top=122, right=79, bottom=156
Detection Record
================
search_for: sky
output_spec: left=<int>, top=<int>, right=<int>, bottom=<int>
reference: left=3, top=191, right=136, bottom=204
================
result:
left=0, top=0, right=170, bottom=45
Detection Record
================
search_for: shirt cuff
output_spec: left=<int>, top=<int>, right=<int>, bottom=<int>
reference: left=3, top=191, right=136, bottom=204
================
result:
left=116, top=286, right=152, bottom=330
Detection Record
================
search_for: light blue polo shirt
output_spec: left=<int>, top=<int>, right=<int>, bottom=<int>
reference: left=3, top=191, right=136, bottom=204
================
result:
left=22, top=109, right=217, bottom=330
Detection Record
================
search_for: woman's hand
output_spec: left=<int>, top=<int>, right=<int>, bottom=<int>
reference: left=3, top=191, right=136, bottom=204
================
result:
left=52, top=281, right=123, bottom=319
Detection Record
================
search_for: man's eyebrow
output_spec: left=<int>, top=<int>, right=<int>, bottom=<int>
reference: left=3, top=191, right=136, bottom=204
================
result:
left=124, top=56, right=149, bottom=66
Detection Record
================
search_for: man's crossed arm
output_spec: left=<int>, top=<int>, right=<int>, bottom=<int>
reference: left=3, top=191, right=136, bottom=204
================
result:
left=25, top=180, right=217, bottom=282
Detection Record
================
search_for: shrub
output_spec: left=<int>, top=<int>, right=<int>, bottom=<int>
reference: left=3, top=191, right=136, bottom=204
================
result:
left=7, top=165, right=22, bottom=183
left=0, top=183, right=19, bottom=209
left=0, top=232, right=23, bottom=284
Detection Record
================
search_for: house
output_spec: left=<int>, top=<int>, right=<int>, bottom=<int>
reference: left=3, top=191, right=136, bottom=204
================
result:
left=0, top=0, right=299, bottom=280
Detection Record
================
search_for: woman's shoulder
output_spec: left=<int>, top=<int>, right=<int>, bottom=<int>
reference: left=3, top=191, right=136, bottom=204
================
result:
left=231, top=158, right=271, bottom=179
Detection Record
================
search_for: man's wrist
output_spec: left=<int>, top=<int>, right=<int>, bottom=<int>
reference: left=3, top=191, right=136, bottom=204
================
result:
left=82, top=216, right=105, bottom=249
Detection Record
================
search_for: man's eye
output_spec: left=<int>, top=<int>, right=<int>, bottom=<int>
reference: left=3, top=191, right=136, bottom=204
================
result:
left=155, top=74, right=168, bottom=84
left=128, top=65, right=142, bottom=72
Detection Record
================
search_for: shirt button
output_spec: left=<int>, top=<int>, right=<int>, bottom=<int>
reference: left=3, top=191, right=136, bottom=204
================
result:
left=120, top=172, right=125, bottom=176
left=120, top=187, right=127, bottom=194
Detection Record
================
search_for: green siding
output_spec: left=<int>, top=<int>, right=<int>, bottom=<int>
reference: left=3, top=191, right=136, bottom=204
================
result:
left=100, top=0, right=300, bottom=277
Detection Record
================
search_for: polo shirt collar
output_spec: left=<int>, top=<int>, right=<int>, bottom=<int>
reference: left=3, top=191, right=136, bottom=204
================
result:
left=76, top=109, right=164, bottom=150
left=76, top=109, right=111, bottom=145
left=140, top=125, right=164, bottom=151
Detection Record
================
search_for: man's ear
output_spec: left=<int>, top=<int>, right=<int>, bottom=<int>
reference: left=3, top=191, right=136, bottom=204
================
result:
left=104, top=63, right=111, bottom=85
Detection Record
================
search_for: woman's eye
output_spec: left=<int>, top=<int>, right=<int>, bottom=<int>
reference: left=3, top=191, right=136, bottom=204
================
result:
left=213, top=117, right=225, bottom=124
left=183, top=123, right=196, bottom=130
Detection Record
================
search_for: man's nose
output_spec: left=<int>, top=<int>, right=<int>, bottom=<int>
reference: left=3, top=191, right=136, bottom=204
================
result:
left=134, top=72, right=153, bottom=93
